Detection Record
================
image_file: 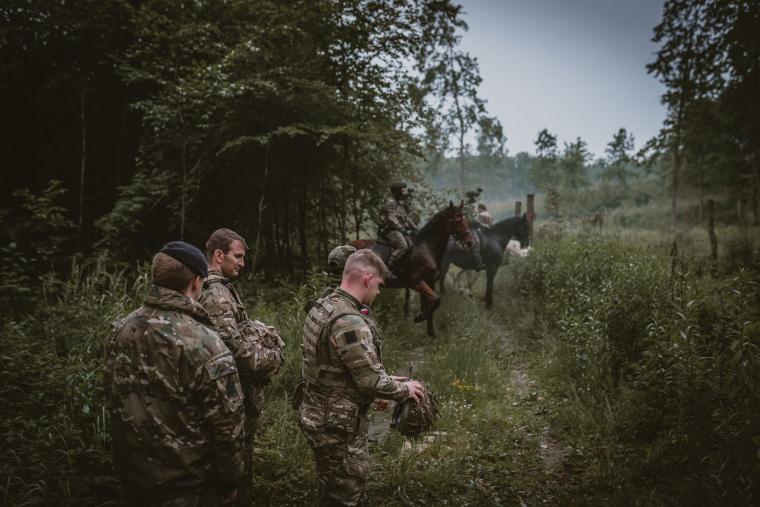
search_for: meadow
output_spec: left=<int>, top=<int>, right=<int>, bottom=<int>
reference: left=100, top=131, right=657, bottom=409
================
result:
left=1, top=222, right=758, bottom=505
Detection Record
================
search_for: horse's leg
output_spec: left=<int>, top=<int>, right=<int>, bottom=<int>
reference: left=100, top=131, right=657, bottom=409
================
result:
left=403, top=288, right=410, bottom=318
left=427, top=312, right=435, bottom=337
left=485, top=265, right=497, bottom=309
left=439, top=260, right=449, bottom=295
left=412, top=280, right=440, bottom=325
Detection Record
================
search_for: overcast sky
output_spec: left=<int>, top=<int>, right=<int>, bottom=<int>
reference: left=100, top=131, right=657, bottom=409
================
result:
left=458, top=0, right=666, bottom=159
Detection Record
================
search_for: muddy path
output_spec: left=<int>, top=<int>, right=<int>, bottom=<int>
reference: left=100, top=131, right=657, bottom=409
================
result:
left=366, top=287, right=578, bottom=504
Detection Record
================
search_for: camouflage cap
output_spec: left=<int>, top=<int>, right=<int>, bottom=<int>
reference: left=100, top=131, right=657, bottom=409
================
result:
left=390, top=181, right=407, bottom=192
left=391, top=382, right=439, bottom=438
left=327, top=245, right=356, bottom=276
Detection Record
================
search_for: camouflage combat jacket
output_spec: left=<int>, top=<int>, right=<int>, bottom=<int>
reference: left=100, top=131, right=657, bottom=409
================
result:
left=378, top=195, right=414, bottom=235
left=301, top=288, right=408, bottom=408
left=199, top=270, right=284, bottom=412
left=105, top=284, right=245, bottom=491
left=463, top=201, right=479, bottom=223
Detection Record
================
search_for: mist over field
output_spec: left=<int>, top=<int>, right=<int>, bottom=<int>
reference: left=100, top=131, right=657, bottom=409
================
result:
left=2, top=0, right=759, bottom=504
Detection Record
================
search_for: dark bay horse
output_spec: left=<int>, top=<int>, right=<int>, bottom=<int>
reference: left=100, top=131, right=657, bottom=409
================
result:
left=440, top=214, right=530, bottom=308
left=351, top=202, right=474, bottom=337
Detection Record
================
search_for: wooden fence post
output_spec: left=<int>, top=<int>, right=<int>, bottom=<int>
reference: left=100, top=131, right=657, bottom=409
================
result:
left=527, top=194, right=535, bottom=242
left=708, top=199, right=717, bottom=262
left=515, top=201, right=522, bottom=217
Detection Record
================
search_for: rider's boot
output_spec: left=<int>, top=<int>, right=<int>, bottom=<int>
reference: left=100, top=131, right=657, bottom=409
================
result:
left=385, top=246, right=407, bottom=283
left=472, top=234, right=486, bottom=271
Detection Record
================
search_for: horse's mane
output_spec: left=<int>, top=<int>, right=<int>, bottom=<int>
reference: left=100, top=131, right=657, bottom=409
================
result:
left=486, top=215, right=522, bottom=238
left=417, top=207, right=452, bottom=238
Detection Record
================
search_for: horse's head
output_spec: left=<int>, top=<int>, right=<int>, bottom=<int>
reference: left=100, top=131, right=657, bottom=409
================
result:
left=514, top=213, right=530, bottom=248
left=447, top=200, right=475, bottom=249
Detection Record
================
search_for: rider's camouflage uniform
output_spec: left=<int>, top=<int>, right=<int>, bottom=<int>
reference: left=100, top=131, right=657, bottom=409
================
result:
left=378, top=195, right=415, bottom=271
left=105, top=284, right=245, bottom=506
left=199, top=270, right=284, bottom=504
left=299, top=288, right=409, bottom=505
left=463, top=193, right=486, bottom=269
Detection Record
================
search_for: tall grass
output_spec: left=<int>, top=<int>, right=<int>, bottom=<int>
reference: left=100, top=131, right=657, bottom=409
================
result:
left=497, top=228, right=760, bottom=504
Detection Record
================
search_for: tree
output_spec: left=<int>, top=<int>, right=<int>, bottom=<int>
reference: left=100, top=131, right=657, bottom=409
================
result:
left=529, top=128, right=559, bottom=191
left=416, top=1, right=489, bottom=189
left=648, top=0, right=721, bottom=228
left=603, top=128, right=636, bottom=187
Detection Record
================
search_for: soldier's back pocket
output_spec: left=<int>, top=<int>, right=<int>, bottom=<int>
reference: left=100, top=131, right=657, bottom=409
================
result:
left=325, top=398, right=359, bottom=434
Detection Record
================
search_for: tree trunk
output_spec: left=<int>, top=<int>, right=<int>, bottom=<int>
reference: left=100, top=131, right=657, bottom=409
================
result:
left=284, top=180, right=292, bottom=274
left=671, top=150, right=680, bottom=230
left=697, top=151, right=703, bottom=224
left=708, top=199, right=717, bottom=262
left=527, top=194, right=535, bottom=243
left=250, top=144, right=269, bottom=276
left=298, top=178, right=309, bottom=277
left=77, top=88, right=87, bottom=252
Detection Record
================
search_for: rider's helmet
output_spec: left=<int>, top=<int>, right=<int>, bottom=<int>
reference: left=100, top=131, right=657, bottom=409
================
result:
left=390, top=181, right=408, bottom=199
left=327, top=245, right=356, bottom=283
left=391, top=382, right=439, bottom=437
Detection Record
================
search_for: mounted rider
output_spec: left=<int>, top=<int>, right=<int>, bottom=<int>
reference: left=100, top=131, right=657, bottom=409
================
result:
left=377, top=181, right=418, bottom=282
left=464, top=188, right=486, bottom=271
left=477, top=203, right=494, bottom=229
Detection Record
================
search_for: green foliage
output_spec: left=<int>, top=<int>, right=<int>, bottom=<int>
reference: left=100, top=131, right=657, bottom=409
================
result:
left=500, top=233, right=760, bottom=504
left=0, top=180, right=75, bottom=310
left=0, top=257, right=148, bottom=504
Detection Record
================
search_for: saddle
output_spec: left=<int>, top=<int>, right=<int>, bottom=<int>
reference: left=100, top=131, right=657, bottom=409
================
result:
left=372, top=233, right=413, bottom=268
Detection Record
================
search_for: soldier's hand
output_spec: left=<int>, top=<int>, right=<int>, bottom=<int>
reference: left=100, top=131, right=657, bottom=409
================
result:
left=374, top=399, right=390, bottom=411
left=404, top=380, right=424, bottom=403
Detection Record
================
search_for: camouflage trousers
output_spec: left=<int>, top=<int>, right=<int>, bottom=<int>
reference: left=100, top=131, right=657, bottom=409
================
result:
left=238, top=382, right=265, bottom=507
left=384, top=230, right=409, bottom=271
left=299, top=388, right=371, bottom=506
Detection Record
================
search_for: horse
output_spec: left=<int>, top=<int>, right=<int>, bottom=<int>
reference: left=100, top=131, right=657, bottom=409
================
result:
left=440, top=214, right=530, bottom=309
left=350, top=201, right=474, bottom=337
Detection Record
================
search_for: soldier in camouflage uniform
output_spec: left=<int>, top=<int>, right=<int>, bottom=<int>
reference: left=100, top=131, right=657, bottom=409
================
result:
left=298, top=249, right=424, bottom=506
left=304, top=245, right=357, bottom=313
left=105, top=241, right=245, bottom=506
left=198, top=228, right=285, bottom=506
left=377, top=181, right=417, bottom=282
left=464, top=188, right=486, bottom=270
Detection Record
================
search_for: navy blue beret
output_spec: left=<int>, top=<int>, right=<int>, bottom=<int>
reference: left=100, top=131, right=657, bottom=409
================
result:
left=160, top=241, right=208, bottom=278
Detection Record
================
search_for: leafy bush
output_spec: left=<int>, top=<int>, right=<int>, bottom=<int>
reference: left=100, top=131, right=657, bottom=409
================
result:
left=500, top=233, right=760, bottom=503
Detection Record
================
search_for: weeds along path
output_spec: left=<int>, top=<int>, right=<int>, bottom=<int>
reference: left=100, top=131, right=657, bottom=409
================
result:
left=251, top=270, right=582, bottom=505
left=358, top=276, right=580, bottom=506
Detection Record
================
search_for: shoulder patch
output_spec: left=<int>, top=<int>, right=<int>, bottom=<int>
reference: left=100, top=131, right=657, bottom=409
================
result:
left=344, top=330, right=359, bottom=344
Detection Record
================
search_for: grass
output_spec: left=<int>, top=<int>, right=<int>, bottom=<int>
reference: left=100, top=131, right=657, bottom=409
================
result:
left=1, top=222, right=759, bottom=505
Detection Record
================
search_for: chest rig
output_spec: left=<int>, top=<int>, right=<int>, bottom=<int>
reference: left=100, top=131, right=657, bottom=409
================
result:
left=301, top=294, right=382, bottom=391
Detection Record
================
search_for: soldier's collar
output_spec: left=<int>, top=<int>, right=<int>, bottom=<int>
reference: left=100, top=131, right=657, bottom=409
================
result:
left=334, top=287, right=368, bottom=314
left=206, top=269, right=226, bottom=279
left=144, top=285, right=213, bottom=325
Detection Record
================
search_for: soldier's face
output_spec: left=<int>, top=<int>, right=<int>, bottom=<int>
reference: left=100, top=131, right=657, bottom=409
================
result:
left=221, top=240, right=246, bottom=279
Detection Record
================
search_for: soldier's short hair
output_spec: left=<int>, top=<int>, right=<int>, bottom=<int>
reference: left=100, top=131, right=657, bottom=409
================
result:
left=205, top=228, right=248, bottom=259
left=343, top=249, right=389, bottom=280
left=152, top=252, right=198, bottom=291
